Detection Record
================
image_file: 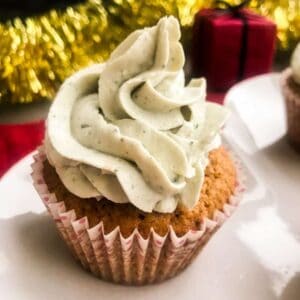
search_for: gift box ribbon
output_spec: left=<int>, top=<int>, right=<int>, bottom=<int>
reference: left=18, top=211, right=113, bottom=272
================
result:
left=215, top=0, right=254, bottom=80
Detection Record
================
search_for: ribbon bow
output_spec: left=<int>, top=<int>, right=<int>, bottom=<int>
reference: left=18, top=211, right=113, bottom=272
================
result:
left=215, top=0, right=251, bottom=16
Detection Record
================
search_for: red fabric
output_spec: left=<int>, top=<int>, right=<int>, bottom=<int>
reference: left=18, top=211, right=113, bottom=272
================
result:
left=207, top=92, right=225, bottom=105
left=0, top=121, right=45, bottom=177
left=0, top=95, right=224, bottom=178
left=192, top=8, right=276, bottom=91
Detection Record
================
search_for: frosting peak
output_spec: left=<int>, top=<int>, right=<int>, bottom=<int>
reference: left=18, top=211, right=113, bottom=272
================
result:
left=46, top=16, right=229, bottom=213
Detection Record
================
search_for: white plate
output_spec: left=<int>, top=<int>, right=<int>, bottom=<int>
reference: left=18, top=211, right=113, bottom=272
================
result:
left=1, top=74, right=300, bottom=299
left=224, top=73, right=287, bottom=151
left=0, top=145, right=298, bottom=300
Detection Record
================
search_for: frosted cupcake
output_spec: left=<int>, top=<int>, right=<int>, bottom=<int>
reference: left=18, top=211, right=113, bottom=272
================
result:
left=281, top=43, right=300, bottom=152
left=32, top=16, right=243, bottom=285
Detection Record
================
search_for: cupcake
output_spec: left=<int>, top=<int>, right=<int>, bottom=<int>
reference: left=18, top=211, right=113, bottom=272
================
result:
left=32, top=16, right=244, bottom=285
left=281, top=43, right=300, bottom=152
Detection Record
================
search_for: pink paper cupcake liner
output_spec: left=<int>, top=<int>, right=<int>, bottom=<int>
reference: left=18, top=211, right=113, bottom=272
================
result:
left=281, top=68, right=300, bottom=151
left=31, top=146, right=246, bottom=285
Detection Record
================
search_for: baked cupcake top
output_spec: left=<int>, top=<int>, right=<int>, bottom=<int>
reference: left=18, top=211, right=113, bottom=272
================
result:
left=291, top=42, right=300, bottom=85
left=45, top=16, right=229, bottom=213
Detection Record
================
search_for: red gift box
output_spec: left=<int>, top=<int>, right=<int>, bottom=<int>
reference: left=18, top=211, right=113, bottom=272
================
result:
left=192, top=8, right=277, bottom=90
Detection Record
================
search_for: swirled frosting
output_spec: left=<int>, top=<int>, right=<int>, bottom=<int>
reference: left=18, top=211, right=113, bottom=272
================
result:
left=291, top=42, right=300, bottom=84
left=45, top=16, right=229, bottom=213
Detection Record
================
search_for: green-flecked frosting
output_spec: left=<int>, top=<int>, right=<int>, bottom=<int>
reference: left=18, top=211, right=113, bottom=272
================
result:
left=45, top=16, right=229, bottom=213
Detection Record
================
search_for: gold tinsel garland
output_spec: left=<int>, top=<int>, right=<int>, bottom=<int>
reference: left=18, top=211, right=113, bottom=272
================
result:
left=0, top=0, right=299, bottom=104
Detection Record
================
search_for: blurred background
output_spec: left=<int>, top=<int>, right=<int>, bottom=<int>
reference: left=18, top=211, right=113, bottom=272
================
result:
left=0, top=0, right=299, bottom=176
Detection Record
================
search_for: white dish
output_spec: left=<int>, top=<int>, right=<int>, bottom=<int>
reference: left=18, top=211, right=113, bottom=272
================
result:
left=1, top=73, right=300, bottom=299
left=224, top=73, right=287, bottom=151
left=0, top=140, right=299, bottom=300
